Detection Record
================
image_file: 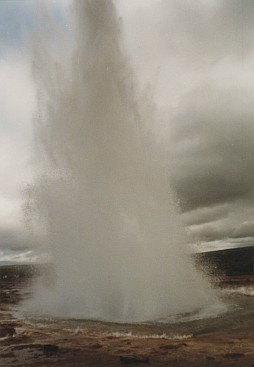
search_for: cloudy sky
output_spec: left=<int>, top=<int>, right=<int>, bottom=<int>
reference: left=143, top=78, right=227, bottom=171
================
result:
left=1, top=0, right=254, bottom=264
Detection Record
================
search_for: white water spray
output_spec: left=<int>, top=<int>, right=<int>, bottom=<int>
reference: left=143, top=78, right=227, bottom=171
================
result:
left=27, top=0, right=216, bottom=322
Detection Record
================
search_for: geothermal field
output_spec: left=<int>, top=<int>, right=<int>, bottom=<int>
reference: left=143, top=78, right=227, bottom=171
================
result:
left=1, top=265, right=254, bottom=366
left=1, top=1, right=254, bottom=366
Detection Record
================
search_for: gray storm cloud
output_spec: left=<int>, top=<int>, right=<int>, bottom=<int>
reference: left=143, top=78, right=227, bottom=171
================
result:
left=117, top=0, right=254, bottom=250
left=165, top=0, right=254, bottom=249
left=170, top=86, right=254, bottom=211
left=0, top=0, right=68, bottom=263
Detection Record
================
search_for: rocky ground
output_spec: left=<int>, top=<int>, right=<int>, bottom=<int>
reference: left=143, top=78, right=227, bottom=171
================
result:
left=1, top=266, right=254, bottom=366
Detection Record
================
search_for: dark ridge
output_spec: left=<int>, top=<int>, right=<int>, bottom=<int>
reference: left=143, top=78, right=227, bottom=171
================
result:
left=0, top=264, right=45, bottom=279
left=195, top=245, right=254, bottom=276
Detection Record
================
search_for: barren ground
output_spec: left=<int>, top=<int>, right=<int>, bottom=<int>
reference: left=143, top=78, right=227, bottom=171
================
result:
left=1, top=266, right=254, bottom=366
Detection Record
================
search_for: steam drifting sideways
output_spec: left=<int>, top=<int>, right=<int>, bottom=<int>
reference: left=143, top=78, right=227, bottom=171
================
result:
left=26, top=0, right=217, bottom=322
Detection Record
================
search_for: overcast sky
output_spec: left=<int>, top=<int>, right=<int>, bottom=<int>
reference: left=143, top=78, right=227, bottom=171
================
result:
left=1, top=0, right=254, bottom=264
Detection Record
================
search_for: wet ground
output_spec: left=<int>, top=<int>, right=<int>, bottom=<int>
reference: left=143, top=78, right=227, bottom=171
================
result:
left=1, top=266, right=254, bottom=366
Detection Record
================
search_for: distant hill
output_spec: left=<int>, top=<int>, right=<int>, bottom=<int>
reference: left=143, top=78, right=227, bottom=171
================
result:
left=195, top=245, right=254, bottom=276
left=0, top=264, right=38, bottom=278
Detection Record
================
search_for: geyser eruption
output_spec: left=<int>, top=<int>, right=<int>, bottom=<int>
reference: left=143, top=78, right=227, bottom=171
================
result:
left=28, top=0, right=216, bottom=322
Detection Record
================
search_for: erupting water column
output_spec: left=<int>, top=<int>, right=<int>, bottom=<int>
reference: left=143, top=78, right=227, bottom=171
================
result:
left=28, top=0, right=215, bottom=322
